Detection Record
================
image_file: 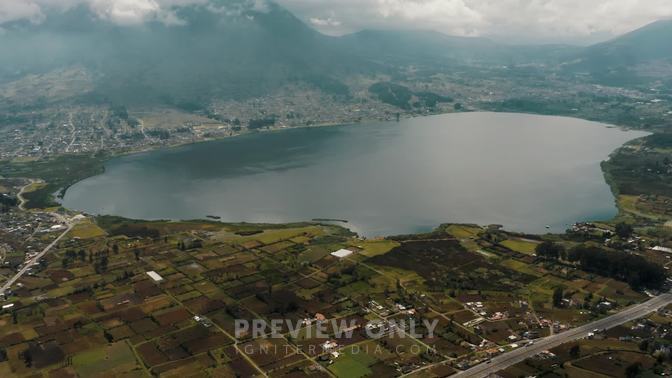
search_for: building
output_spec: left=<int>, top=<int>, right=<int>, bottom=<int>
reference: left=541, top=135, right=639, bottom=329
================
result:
left=653, top=246, right=672, bottom=254
left=146, top=271, right=164, bottom=283
left=331, top=249, right=353, bottom=258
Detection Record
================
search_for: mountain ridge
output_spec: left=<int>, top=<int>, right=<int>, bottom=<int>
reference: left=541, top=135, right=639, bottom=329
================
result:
left=1, top=1, right=671, bottom=109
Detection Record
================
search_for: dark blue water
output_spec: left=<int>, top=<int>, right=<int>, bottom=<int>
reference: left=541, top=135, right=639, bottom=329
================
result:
left=63, top=112, right=647, bottom=237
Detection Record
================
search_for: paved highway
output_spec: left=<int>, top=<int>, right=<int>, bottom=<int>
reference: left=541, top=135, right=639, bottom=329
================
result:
left=454, top=293, right=672, bottom=377
left=0, top=216, right=74, bottom=297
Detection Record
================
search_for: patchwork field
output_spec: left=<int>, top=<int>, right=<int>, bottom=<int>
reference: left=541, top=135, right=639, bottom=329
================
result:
left=0, top=218, right=661, bottom=376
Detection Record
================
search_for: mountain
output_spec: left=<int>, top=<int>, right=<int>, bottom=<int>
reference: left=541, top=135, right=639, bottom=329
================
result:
left=0, top=0, right=573, bottom=110
left=339, top=29, right=579, bottom=67
left=339, top=29, right=501, bottom=65
left=584, top=20, right=672, bottom=64
left=0, top=0, right=369, bottom=108
left=566, top=20, right=672, bottom=84
left=0, top=0, right=670, bottom=111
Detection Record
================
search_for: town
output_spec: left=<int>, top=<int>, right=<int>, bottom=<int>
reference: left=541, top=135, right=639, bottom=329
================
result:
left=1, top=2, right=672, bottom=376
left=2, top=67, right=670, bottom=162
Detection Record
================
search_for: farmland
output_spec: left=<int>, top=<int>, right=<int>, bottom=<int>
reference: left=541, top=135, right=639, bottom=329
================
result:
left=1, top=211, right=668, bottom=377
left=497, top=305, right=672, bottom=377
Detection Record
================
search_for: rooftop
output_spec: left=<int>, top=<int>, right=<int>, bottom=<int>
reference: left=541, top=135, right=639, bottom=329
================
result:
left=331, top=249, right=353, bottom=258
left=146, top=271, right=164, bottom=282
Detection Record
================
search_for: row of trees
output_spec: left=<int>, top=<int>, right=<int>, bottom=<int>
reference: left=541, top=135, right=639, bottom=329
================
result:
left=61, top=249, right=109, bottom=273
left=536, top=241, right=566, bottom=260
left=248, top=117, right=277, bottom=130
left=567, top=246, right=666, bottom=290
left=536, top=239, right=667, bottom=290
left=0, top=194, right=17, bottom=213
left=0, top=194, right=17, bottom=207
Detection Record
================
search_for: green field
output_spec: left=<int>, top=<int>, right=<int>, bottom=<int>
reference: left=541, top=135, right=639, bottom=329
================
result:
left=72, top=342, right=139, bottom=377
left=328, top=345, right=378, bottom=378
left=501, top=238, right=539, bottom=255
left=0, top=153, right=108, bottom=208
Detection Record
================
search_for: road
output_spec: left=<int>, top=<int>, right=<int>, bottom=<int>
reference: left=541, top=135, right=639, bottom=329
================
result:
left=16, top=179, right=38, bottom=211
left=453, top=293, right=672, bottom=378
left=0, top=217, right=74, bottom=297
left=65, top=114, right=76, bottom=153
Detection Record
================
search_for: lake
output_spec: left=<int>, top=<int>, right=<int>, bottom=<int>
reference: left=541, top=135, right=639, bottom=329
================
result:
left=62, top=112, right=648, bottom=237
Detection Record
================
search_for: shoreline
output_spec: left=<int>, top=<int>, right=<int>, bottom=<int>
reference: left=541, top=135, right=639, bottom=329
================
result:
left=101, top=109, right=638, bottom=163
left=46, top=111, right=651, bottom=238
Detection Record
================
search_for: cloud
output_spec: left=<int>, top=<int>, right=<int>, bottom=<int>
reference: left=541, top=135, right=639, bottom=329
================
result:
left=1, top=0, right=671, bottom=42
left=0, top=0, right=212, bottom=26
left=276, top=0, right=672, bottom=43
left=89, top=0, right=160, bottom=25
left=0, top=0, right=44, bottom=24
left=310, top=17, right=341, bottom=27
left=250, top=0, right=271, bottom=13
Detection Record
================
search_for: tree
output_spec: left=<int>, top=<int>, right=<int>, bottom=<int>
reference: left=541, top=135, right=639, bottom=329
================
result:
left=536, top=241, right=565, bottom=260
left=569, top=344, right=581, bottom=358
left=95, top=256, right=109, bottom=274
left=626, top=362, right=641, bottom=378
left=615, top=222, right=634, bottom=239
left=639, top=339, right=650, bottom=352
left=21, top=348, right=32, bottom=367
left=552, top=287, right=564, bottom=308
left=568, top=245, right=666, bottom=290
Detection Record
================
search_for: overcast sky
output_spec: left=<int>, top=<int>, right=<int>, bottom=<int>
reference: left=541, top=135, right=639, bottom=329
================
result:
left=1, top=0, right=671, bottom=44
left=277, top=0, right=672, bottom=44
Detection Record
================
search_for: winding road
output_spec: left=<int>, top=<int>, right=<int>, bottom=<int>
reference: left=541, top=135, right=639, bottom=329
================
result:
left=17, top=179, right=40, bottom=211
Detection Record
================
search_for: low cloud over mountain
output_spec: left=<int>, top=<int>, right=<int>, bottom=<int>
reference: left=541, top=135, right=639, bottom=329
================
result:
left=2, top=0, right=671, bottom=44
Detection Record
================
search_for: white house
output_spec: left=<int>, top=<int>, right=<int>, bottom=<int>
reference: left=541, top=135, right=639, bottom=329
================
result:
left=147, top=271, right=164, bottom=283
left=331, top=249, right=353, bottom=258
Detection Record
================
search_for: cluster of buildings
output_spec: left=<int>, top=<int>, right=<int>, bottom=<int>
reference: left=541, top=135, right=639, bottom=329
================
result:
left=0, top=107, right=206, bottom=160
left=210, top=84, right=409, bottom=133
left=0, top=208, right=66, bottom=282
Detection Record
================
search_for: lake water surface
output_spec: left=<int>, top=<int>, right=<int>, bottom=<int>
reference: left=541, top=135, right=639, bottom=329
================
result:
left=63, top=112, right=648, bottom=237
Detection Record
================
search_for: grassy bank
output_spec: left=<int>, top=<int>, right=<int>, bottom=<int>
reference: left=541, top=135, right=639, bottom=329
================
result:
left=602, top=134, right=672, bottom=228
left=0, top=152, right=109, bottom=209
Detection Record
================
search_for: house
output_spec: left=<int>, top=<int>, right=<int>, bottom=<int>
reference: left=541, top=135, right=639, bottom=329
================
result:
left=653, top=246, right=672, bottom=254
left=146, top=271, right=164, bottom=283
left=179, top=238, right=203, bottom=250
left=321, top=340, right=338, bottom=352
left=597, top=301, right=613, bottom=311
left=50, top=224, right=67, bottom=232
left=331, top=249, right=353, bottom=258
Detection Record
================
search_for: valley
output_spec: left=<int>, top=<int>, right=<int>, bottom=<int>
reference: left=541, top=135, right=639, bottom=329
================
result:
left=1, top=1, right=672, bottom=377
